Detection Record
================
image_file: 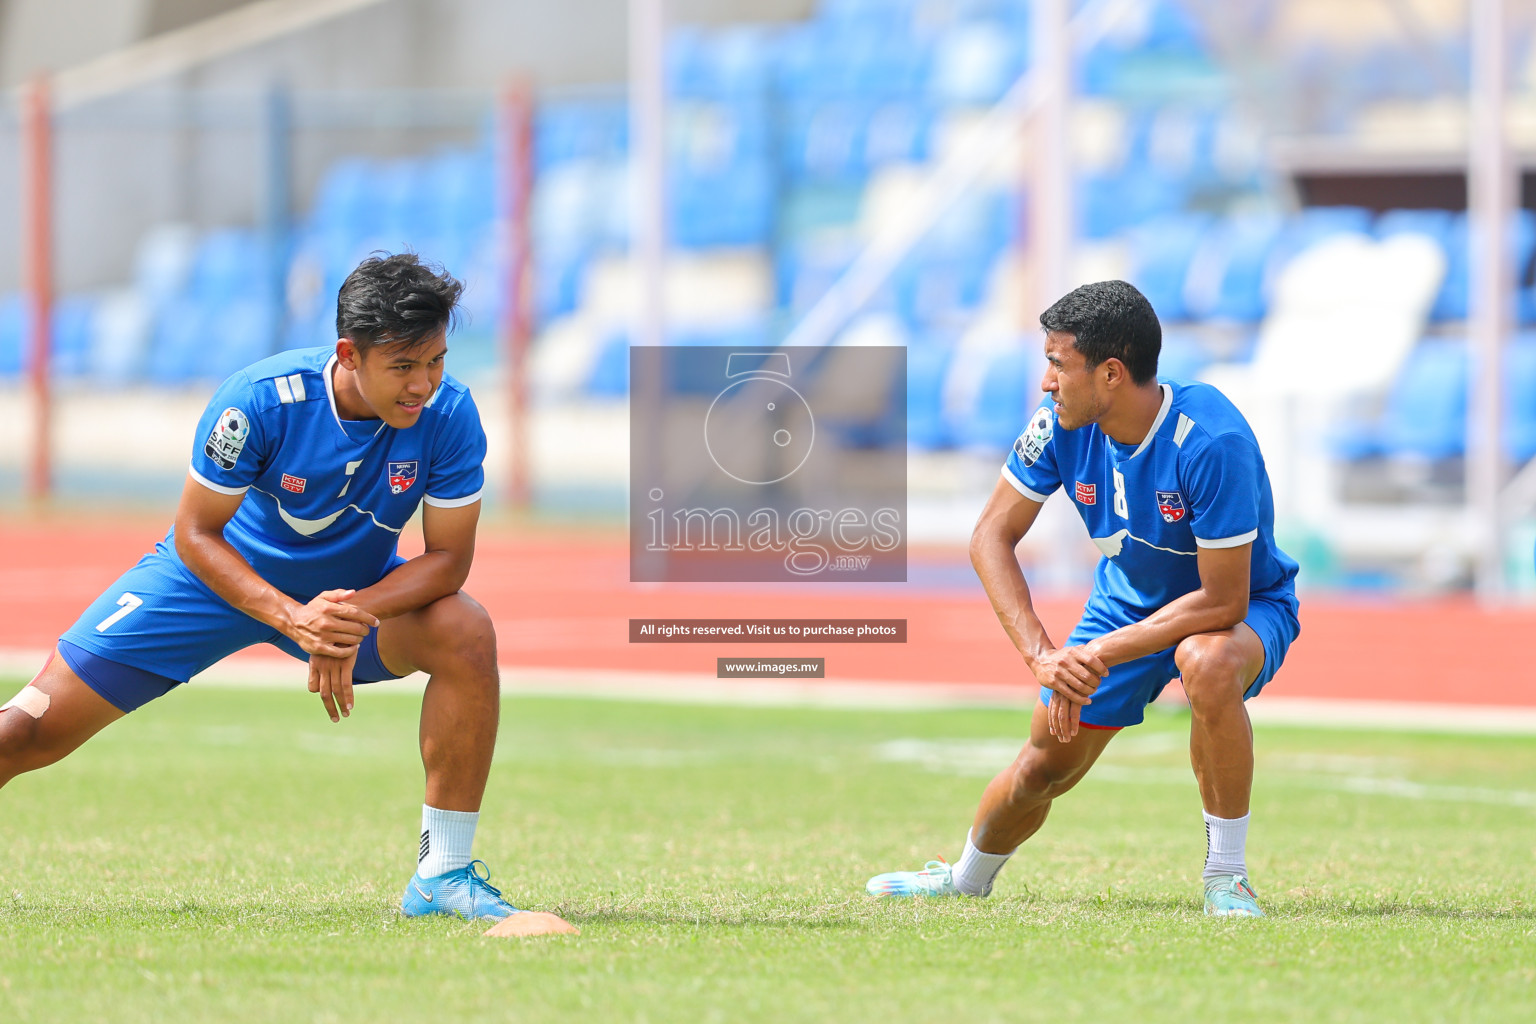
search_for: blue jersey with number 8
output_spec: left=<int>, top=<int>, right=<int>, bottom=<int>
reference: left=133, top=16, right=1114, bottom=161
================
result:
left=1003, top=378, right=1298, bottom=615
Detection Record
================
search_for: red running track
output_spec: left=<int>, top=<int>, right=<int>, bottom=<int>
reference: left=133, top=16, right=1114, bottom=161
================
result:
left=2, top=517, right=1532, bottom=706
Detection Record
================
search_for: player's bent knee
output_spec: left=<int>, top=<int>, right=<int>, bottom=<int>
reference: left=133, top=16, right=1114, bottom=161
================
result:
left=1174, top=635, right=1246, bottom=707
left=419, top=593, right=498, bottom=678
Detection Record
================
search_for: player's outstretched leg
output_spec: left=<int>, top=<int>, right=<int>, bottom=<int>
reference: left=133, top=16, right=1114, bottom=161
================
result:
left=0, top=650, right=125, bottom=790
left=377, top=593, right=574, bottom=934
left=1175, top=626, right=1267, bottom=919
left=866, top=699, right=1117, bottom=898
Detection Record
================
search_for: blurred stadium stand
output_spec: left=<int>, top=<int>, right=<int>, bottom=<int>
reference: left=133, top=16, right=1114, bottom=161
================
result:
left=4, top=0, right=1536, bottom=591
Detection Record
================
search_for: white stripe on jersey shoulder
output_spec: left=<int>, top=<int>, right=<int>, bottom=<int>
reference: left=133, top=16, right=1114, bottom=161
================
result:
left=423, top=488, right=483, bottom=509
left=1000, top=467, right=1051, bottom=503
left=1173, top=413, right=1197, bottom=448
left=188, top=464, right=249, bottom=495
left=273, top=370, right=313, bottom=405
left=1127, top=384, right=1174, bottom=460
left=1195, top=529, right=1259, bottom=550
left=424, top=383, right=444, bottom=409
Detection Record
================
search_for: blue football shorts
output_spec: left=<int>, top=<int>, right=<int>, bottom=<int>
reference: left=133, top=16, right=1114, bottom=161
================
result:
left=57, top=550, right=405, bottom=713
left=1041, top=588, right=1301, bottom=729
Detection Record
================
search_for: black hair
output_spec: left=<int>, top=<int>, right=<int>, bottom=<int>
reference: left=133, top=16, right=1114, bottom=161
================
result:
left=336, top=252, right=464, bottom=353
left=1039, top=279, right=1161, bottom=385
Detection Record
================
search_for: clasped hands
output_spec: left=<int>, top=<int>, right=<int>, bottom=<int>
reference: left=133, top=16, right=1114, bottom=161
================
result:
left=286, top=588, right=379, bottom=723
left=1031, top=643, right=1108, bottom=743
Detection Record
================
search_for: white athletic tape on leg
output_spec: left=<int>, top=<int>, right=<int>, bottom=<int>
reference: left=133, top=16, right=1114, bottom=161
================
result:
left=1, top=686, right=49, bottom=719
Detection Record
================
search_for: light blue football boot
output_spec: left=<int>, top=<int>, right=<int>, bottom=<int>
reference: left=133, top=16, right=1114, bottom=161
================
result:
left=866, top=858, right=963, bottom=898
left=1204, top=874, right=1264, bottom=917
left=401, top=859, right=523, bottom=921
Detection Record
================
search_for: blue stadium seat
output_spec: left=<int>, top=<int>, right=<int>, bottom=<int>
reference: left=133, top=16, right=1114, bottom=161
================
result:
left=197, top=298, right=276, bottom=381
left=189, top=229, right=266, bottom=305
left=311, top=158, right=382, bottom=240
left=780, top=101, right=873, bottom=182
left=1125, top=211, right=1213, bottom=321
left=1371, top=339, right=1469, bottom=460
left=863, top=103, right=933, bottom=166
left=1079, top=169, right=1185, bottom=240
left=0, top=296, right=97, bottom=377
left=586, top=332, right=631, bottom=397
left=535, top=246, right=592, bottom=321
left=1157, top=329, right=1210, bottom=381
left=0, top=294, right=23, bottom=376
left=534, top=102, right=627, bottom=169
left=146, top=297, right=210, bottom=383
left=1381, top=211, right=1536, bottom=323
left=422, top=150, right=495, bottom=239
left=51, top=296, right=96, bottom=378
left=952, top=346, right=1036, bottom=452
left=672, top=161, right=775, bottom=247
left=1505, top=336, right=1536, bottom=463
left=1181, top=212, right=1283, bottom=322
left=906, top=340, right=952, bottom=450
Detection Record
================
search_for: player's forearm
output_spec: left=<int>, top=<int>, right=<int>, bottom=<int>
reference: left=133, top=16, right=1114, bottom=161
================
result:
left=1087, top=589, right=1248, bottom=667
left=175, top=528, right=301, bottom=633
left=349, top=551, right=469, bottom=621
left=970, top=530, right=1055, bottom=669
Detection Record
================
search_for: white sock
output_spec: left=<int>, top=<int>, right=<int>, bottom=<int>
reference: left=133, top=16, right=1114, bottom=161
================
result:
left=953, top=830, right=1013, bottom=897
left=417, top=804, right=478, bottom=878
left=1202, top=810, right=1249, bottom=880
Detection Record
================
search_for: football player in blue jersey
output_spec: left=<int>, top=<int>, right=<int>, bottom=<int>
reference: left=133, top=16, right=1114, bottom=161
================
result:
left=867, top=280, right=1300, bottom=917
left=0, top=254, right=574, bottom=934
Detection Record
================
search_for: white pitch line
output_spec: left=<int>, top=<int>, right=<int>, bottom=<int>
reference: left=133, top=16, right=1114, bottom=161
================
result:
left=4, top=649, right=1536, bottom=735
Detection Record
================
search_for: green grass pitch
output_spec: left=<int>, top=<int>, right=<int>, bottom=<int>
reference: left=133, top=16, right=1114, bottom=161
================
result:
left=0, top=684, right=1532, bottom=1022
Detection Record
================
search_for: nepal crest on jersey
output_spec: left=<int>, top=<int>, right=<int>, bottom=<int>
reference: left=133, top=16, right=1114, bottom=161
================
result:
left=388, top=461, right=419, bottom=495
left=1156, top=490, right=1186, bottom=523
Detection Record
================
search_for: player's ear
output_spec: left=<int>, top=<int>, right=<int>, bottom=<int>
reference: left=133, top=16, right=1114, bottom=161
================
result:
left=1101, top=357, right=1126, bottom=389
left=336, top=338, right=360, bottom=370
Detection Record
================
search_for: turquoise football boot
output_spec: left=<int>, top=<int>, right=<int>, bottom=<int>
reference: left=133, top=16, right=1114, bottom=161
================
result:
left=401, top=859, right=523, bottom=921
left=1204, top=874, right=1264, bottom=917
left=866, top=858, right=963, bottom=898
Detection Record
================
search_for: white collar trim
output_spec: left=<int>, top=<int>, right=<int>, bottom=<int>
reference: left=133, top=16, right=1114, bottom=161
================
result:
left=1126, top=383, right=1173, bottom=461
left=324, top=353, right=386, bottom=439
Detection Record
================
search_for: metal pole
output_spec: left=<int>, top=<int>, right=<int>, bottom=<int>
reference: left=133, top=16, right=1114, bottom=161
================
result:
left=22, top=77, right=53, bottom=505
left=1031, top=0, right=1072, bottom=316
left=629, top=0, right=667, bottom=349
left=502, top=79, right=536, bottom=510
left=1469, top=0, right=1512, bottom=602
left=261, top=80, right=292, bottom=355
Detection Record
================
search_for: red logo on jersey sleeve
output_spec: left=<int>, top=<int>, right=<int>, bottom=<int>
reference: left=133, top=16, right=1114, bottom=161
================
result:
left=281, top=474, right=306, bottom=494
left=1075, top=481, right=1096, bottom=505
